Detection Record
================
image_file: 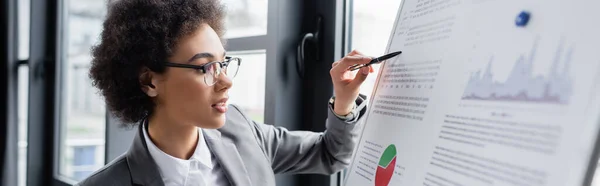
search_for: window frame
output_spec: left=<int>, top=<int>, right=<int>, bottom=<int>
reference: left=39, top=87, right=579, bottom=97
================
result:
left=1, top=0, right=20, bottom=185
left=293, top=0, right=349, bottom=186
left=26, top=0, right=62, bottom=185
left=336, top=1, right=354, bottom=185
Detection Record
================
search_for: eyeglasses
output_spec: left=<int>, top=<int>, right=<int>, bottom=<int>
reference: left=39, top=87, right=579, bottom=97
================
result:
left=164, top=56, right=241, bottom=86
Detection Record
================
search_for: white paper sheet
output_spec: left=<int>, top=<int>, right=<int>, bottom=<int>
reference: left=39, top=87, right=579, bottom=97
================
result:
left=345, top=0, right=600, bottom=185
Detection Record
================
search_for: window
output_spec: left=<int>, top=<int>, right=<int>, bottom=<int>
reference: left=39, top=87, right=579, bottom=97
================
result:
left=17, top=66, right=28, bottom=186
left=17, top=0, right=30, bottom=186
left=227, top=50, right=266, bottom=123
left=222, top=0, right=268, bottom=38
left=221, top=0, right=270, bottom=124
left=58, top=0, right=106, bottom=182
left=350, top=0, right=403, bottom=97
left=18, top=0, right=30, bottom=61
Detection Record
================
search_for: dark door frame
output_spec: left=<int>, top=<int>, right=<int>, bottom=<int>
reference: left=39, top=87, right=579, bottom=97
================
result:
left=1, top=0, right=20, bottom=185
left=27, top=0, right=62, bottom=185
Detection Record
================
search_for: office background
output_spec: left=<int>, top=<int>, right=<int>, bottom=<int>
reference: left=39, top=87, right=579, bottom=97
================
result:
left=2, top=0, right=599, bottom=186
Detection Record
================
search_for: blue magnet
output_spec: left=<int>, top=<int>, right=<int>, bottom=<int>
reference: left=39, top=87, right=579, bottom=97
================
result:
left=515, top=11, right=531, bottom=27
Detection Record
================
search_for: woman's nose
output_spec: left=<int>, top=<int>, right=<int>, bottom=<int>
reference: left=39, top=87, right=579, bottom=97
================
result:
left=215, top=72, right=233, bottom=90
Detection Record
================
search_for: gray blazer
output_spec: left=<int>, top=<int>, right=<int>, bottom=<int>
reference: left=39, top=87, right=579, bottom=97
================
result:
left=77, top=97, right=366, bottom=186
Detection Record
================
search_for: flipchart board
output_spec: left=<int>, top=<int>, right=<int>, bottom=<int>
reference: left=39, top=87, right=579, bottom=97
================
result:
left=344, top=0, right=600, bottom=185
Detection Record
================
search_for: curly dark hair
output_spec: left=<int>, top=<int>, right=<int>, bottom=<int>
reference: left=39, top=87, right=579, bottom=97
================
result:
left=89, top=0, right=225, bottom=124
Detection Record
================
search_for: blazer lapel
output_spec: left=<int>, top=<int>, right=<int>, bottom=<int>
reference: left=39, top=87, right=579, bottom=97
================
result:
left=126, top=122, right=165, bottom=186
left=203, top=129, right=252, bottom=186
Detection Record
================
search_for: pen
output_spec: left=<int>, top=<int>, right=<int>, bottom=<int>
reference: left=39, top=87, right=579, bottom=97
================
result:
left=348, top=51, right=402, bottom=71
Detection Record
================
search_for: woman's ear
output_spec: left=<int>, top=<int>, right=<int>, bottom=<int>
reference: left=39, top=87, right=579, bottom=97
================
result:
left=139, top=67, right=158, bottom=97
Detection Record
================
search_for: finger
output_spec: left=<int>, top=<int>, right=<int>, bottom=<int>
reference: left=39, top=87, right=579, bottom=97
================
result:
left=337, top=56, right=371, bottom=69
left=350, top=67, right=370, bottom=87
left=332, top=61, right=339, bottom=68
left=347, top=50, right=365, bottom=57
left=369, top=65, right=375, bottom=73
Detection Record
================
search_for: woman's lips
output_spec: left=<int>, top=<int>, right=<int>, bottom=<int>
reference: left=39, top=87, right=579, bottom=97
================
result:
left=212, top=102, right=227, bottom=113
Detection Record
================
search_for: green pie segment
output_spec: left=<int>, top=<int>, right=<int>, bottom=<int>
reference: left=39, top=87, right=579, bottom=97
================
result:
left=378, top=144, right=397, bottom=168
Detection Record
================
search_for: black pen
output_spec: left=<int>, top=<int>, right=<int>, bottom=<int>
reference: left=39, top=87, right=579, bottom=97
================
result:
left=348, top=51, right=402, bottom=71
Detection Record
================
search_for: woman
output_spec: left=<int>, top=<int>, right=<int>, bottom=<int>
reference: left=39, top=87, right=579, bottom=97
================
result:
left=78, top=0, right=374, bottom=185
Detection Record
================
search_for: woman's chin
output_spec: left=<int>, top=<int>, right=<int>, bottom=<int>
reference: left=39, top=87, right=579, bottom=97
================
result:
left=198, top=116, right=226, bottom=129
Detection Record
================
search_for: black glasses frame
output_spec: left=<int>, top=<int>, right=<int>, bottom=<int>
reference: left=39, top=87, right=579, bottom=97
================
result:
left=164, top=56, right=241, bottom=74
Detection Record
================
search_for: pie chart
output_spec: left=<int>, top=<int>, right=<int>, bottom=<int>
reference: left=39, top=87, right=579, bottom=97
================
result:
left=375, top=144, right=396, bottom=186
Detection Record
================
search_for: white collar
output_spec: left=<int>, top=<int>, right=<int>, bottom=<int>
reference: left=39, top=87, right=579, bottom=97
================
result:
left=142, top=122, right=214, bottom=181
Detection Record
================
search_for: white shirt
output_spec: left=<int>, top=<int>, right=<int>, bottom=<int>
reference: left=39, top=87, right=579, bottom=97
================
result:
left=143, top=124, right=229, bottom=186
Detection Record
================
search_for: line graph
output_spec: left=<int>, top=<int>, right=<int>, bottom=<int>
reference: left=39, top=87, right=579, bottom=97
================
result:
left=462, top=38, right=574, bottom=104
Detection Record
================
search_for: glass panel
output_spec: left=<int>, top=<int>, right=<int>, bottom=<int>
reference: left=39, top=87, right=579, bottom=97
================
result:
left=18, top=0, right=30, bottom=60
left=351, top=0, right=402, bottom=97
left=58, top=0, right=107, bottom=182
left=17, top=0, right=31, bottom=185
left=227, top=50, right=266, bottom=123
left=221, top=0, right=268, bottom=38
left=17, top=66, right=28, bottom=186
